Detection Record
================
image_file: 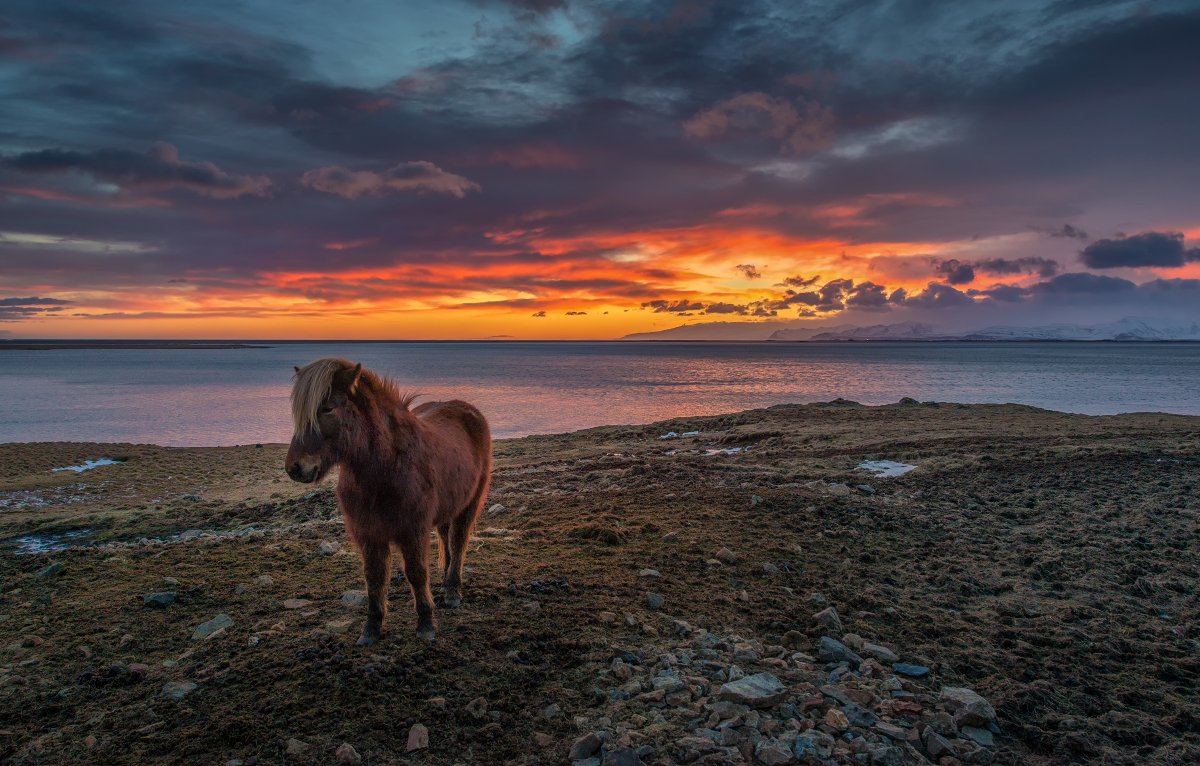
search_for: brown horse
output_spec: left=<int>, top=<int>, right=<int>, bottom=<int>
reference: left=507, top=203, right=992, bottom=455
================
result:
left=285, top=358, right=491, bottom=645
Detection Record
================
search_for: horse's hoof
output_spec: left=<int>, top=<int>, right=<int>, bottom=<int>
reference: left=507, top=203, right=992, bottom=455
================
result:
left=356, top=631, right=379, bottom=647
left=417, top=626, right=436, bottom=642
left=441, top=591, right=462, bottom=609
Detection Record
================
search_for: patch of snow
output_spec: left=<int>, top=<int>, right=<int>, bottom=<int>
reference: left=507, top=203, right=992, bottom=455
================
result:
left=681, top=431, right=701, bottom=437
left=51, top=458, right=122, bottom=473
left=856, top=460, right=917, bottom=477
left=659, top=432, right=679, bottom=440
left=705, top=446, right=747, bottom=456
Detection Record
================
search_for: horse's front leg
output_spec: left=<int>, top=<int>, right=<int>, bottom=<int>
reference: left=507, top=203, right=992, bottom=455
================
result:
left=356, top=539, right=390, bottom=646
left=398, top=527, right=437, bottom=641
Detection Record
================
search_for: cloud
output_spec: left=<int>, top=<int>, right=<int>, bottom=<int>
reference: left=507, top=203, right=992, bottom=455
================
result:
left=564, top=310, right=587, bottom=315
left=301, top=161, right=480, bottom=199
left=900, top=282, right=974, bottom=309
left=683, top=92, right=835, bottom=154
left=642, top=299, right=705, bottom=313
left=780, top=274, right=820, bottom=288
left=1031, top=223, right=1088, bottom=240
left=933, top=259, right=976, bottom=285
left=976, top=257, right=1060, bottom=278
left=704, top=302, right=747, bottom=315
left=0, top=295, right=73, bottom=320
left=1031, top=272, right=1136, bottom=293
left=0, top=143, right=271, bottom=198
left=1079, top=231, right=1200, bottom=269
left=735, top=264, right=761, bottom=280
left=531, top=310, right=546, bottom=317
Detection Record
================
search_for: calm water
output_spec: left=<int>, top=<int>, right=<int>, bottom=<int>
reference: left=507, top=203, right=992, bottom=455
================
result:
left=1, top=342, right=1198, bottom=446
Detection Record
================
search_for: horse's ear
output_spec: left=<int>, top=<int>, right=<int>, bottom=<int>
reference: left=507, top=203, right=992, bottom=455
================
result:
left=336, top=362, right=363, bottom=395
left=293, top=365, right=300, bottom=374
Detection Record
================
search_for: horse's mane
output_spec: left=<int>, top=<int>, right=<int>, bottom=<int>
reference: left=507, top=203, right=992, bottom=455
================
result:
left=291, top=358, right=417, bottom=433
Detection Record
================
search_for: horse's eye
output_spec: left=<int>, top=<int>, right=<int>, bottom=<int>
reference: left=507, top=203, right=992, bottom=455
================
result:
left=319, top=406, right=334, bottom=415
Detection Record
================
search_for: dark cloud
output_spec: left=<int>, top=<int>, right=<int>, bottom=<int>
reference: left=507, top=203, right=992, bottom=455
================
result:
left=642, top=299, right=705, bottom=313
left=1079, top=231, right=1200, bottom=269
left=779, top=274, right=820, bottom=288
left=1031, top=223, right=1088, bottom=240
left=933, top=259, right=976, bottom=285
left=531, top=310, right=546, bottom=317
left=564, top=310, right=587, bottom=315
left=1, top=143, right=271, bottom=198
left=976, top=257, right=1060, bottom=278
left=0, top=296, right=72, bottom=306
left=735, top=264, right=761, bottom=280
left=300, top=162, right=480, bottom=199
left=1031, top=272, right=1136, bottom=294
left=970, top=284, right=1028, bottom=302
left=0, top=295, right=72, bottom=320
left=900, top=282, right=973, bottom=309
left=704, top=302, right=747, bottom=315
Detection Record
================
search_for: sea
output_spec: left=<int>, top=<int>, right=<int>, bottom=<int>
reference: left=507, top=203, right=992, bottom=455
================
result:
left=1, top=341, right=1198, bottom=446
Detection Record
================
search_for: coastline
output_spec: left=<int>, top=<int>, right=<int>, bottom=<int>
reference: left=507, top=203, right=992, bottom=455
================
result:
left=2, top=401, right=1197, bottom=764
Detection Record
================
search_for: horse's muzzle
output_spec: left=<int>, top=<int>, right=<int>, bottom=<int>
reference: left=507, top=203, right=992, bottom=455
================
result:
left=286, top=462, right=319, bottom=483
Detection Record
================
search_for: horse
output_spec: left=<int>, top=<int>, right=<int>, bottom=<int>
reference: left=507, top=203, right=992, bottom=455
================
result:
left=284, top=358, right=491, bottom=645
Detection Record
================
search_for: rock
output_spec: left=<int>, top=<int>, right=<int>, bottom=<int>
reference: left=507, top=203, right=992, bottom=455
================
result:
left=718, top=672, right=787, bottom=708
left=282, top=598, right=312, bottom=610
left=961, top=725, right=994, bottom=747
left=128, top=663, right=150, bottom=679
left=341, top=591, right=368, bottom=608
left=542, top=703, right=561, bottom=719
left=255, top=575, right=274, bottom=586
left=143, top=592, right=175, bottom=608
left=487, top=503, right=506, bottom=515
left=602, top=747, right=646, bottom=766
left=755, top=738, right=795, bottom=765
left=714, top=547, right=738, bottom=564
left=35, top=562, right=63, bottom=578
left=750, top=495, right=763, bottom=506
left=335, top=742, right=362, bottom=764
left=816, top=636, right=862, bottom=665
left=645, top=592, right=665, bottom=610
left=941, top=687, right=997, bottom=727
left=598, top=611, right=618, bottom=624
left=923, top=727, right=956, bottom=759
left=874, top=722, right=909, bottom=741
left=569, top=732, right=603, bottom=760
left=317, top=540, right=341, bottom=555
left=861, top=642, right=898, bottom=663
left=191, top=614, right=233, bottom=640
left=160, top=680, right=197, bottom=701
left=824, top=708, right=849, bottom=730
left=533, top=732, right=554, bottom=748
left=793, top=731, right=834, bottom=760
left=812, top=606, right=842, bottom=633
left=406, top=723, right=428, bottom=752
left=807, top=592, right=828, bottom=607
left=162, top=576, right=180, bottom=586
left=638, top=569, right=660, bottom=578
left=892, top=662, right=930, bottom=679
left=856, top=484, right=875, bottom=494
left=285, top=738, right=308, bottom=757
left=761, top=562, right=779, bottom=575
left=466, top=696, right=488, bottom=718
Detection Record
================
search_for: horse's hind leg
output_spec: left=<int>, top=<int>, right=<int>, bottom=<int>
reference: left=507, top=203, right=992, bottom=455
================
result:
left=436, top=524, right=451, bottom=581
left=398, top=528, right=437, bottom=641
left=356, top=539, right=390, bottom=647
left=443, top=494, right=485, bottom=609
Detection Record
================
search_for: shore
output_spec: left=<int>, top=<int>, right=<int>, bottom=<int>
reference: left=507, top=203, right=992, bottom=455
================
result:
left=1, top=401, right=1197, bottom=765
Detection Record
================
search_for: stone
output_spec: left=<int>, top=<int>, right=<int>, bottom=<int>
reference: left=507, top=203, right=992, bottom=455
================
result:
left=816, top=636, right=862, bottom=665
left=162, top=576, right=180, bottom=586
left=317, top=540, right=341, bottom=555
left=861, top=642, right=898, bottom=663
left=335, top=742, right=362, bottom=764
left=406, top=723, right=428, bottom=752
left=128, top=663, right=150, bottom=679
left=285, top=738, right=308, bottom=757
left=255, top=575, right=274, bottom=586
left=892, top=662, right=930, bottom=679
left=645, top=592, right=665, bottom=610
left=940, top=687, right=997, bottom=727
left=602, top=747, right=646, bottom=766
left=718, top=672, right=787, bottom=708
left=282, top=598, right=312, bottom=610
left=961, top=725, right=994, bottom=747
left=533, top=732, right=554, bottom=748
left=341, top=590, right=367, bottom=608
left=35, top=562, right=63, bottom=578
left=191, top=614, right=233, bottom=640
left=143, top=592, right=175, bottom=608
left=762, top=562, right=779, bottom=575
left=874, top=722, right=909, bottom=741
left=466, top=696, right=488, bottom=718
left=569, top=732, right=603, bottom=760
left=813, top=607, right=842, bottom=633
left=793, top=731, right=834, bottom=760
left=824, top=708, right=849, bottom=730
left=638, top=569, right=660, bottom=578
left=160, top=680, right=197, bottom=701
left=714, top=547, right=738, bottom=564
left=487, top=503, right=506, bottom=515
left=755, top=738, right=795, bottom=765
left=922, top=727, right=956, bottom=759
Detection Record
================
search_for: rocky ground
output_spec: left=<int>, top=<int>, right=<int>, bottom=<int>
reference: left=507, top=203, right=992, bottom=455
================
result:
left=0, top=401, right=1197, bottom=765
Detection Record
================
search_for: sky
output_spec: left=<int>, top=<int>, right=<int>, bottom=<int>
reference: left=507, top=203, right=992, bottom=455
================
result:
left=1, top=0, right=1199, bottom=340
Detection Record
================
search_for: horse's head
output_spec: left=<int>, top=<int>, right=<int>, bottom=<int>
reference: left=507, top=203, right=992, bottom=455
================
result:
left=285, top=358, right=362, bottom=483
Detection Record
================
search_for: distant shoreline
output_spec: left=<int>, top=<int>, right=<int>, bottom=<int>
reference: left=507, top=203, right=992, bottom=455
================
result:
left=3, top=338, right=1200, bottom=348
left=0, top=342, right=271, bottom=350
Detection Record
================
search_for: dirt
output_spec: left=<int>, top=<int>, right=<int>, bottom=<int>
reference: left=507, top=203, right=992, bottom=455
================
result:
left=0, top=401, right=1197, bottom=765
